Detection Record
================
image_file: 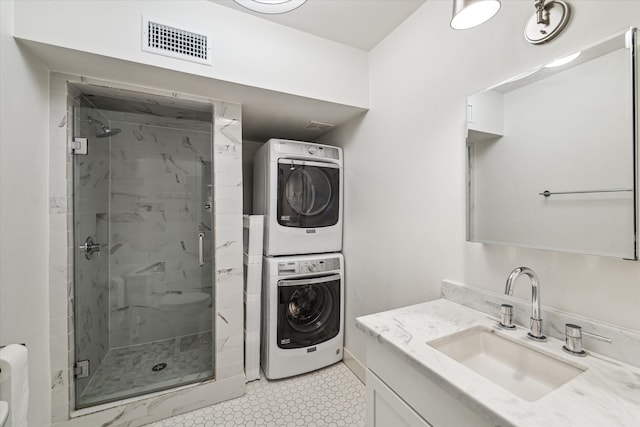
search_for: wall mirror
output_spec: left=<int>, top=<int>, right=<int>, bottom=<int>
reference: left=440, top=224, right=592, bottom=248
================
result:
left=466, top=28, right=637, bottom=259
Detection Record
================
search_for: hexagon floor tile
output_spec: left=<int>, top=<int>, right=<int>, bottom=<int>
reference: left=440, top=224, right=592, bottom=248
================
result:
left=146, top=362, right=366, bottom=427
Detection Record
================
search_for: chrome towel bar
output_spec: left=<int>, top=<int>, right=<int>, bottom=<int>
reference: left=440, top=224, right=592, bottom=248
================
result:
left=539, top=189, right=633, bottom=197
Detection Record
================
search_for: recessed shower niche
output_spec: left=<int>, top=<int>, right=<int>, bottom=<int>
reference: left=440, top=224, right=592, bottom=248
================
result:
left=70, top=83, right=215, bottom=408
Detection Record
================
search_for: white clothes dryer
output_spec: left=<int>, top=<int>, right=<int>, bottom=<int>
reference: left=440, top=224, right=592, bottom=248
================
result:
left=253, top=139, right=343, bottom=256
left=261, top=253, right=344, bottom=379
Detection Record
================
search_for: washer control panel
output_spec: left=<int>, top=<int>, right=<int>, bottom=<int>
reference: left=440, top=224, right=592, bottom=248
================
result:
left=277, top=257, right=341, bottom=275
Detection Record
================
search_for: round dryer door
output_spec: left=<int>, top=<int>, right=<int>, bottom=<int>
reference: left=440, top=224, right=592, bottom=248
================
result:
left=285, top=168, right=332, bottom=217
left=277, top=160, right=340, bottom=228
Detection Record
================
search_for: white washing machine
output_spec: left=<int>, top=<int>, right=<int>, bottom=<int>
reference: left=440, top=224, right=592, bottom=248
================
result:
left=261, top=253, right=344, bottom=379
left=253, top=139, right=343, bottom=256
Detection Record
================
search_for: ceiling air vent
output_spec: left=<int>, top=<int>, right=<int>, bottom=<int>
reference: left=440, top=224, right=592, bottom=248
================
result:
left=305, top=121, right=336, bottom=132
left=142, top=17, right=212, bottom=65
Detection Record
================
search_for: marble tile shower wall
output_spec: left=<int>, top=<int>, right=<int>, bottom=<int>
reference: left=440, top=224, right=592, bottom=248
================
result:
left=73, top=106, right=111, bottom=400
left=48, top=73, right=245, bottom=426
left=107, top=114, right=214, bottom=348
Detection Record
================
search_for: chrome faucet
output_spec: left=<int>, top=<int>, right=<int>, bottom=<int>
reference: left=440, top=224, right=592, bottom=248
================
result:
left=504, top=267, right=547, bottom=342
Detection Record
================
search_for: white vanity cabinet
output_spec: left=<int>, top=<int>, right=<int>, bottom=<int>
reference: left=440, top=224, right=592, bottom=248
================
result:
left=359, top=298, right=640, bottom=427
left=366, top=370, right=432, bottom=427
left=365, top=339, right=496, bottom=427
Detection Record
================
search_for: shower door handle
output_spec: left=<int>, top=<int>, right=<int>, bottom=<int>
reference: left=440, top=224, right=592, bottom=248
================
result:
left=198, top=233, right=205, bottom=267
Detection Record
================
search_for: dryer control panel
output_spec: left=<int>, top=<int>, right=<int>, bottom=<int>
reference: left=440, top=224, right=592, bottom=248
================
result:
left=277, top=257, right=341, bottom=275
left=275, top=140, right=340, bottom=161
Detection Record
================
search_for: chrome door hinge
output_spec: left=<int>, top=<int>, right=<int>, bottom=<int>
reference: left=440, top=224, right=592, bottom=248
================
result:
left=71, top=137, right=88, bottom=155
left=74, top=360, right=90, bottom=379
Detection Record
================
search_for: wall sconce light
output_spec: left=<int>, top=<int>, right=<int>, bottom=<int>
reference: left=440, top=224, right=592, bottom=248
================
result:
left=451, top=0, right=572, bottom=43
left=524, top=0, right=571, bottom=44
left=450, top=0, right=501, bottom=30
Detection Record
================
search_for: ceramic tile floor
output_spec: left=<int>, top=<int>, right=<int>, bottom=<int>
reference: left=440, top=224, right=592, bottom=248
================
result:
left=146, top=362, right=366, bottom=427
left=79, top=332, right=213, bottom=407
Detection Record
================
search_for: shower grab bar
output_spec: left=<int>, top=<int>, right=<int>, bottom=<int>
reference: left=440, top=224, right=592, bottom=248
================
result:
left=539, top=188, right=633, bottom=197
left=198, top=233, right=205, bottom=267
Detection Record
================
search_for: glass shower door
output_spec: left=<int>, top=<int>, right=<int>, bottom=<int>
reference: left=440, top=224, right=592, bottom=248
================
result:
left=72, top=96, right=214, bottom=409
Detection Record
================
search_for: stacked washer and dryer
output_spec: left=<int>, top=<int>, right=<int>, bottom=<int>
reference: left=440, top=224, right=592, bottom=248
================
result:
left=253, top=139, right=344, bottom=380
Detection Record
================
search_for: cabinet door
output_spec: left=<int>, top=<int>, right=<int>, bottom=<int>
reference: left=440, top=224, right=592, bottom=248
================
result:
left=366, top=370, right=432, bottom=427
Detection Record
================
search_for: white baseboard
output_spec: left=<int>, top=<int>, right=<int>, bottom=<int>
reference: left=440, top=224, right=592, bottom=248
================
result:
left=343, top=347, right=366, bottom=384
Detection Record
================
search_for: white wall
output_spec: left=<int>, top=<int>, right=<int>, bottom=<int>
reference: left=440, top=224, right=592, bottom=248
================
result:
left=12, top=0, right=368, bottom=109
left=0, top=1, right=51, bottom=426
left=322, top=0, right=640, bottom=366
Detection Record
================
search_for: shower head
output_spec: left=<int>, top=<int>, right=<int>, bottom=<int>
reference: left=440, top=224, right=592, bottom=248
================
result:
left=86, top=116, right=121, bottom=138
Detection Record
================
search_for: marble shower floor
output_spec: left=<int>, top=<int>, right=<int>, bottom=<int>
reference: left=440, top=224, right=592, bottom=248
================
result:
left=79, top=332, right=213, bottom=407
left=147, top=362, right=366, bottom=427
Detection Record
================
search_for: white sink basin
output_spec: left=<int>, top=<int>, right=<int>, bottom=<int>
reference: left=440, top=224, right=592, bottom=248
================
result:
left=428, top=326, right=585, bottom=401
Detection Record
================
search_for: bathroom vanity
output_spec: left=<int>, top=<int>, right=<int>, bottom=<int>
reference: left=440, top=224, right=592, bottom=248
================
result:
left=357, top=293, right=640, bottom=426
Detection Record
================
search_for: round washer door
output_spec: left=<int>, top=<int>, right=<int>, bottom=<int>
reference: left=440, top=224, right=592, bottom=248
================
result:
left=276, top=276, right=340, bottom=349
left=286, top=284, right=333, bottom=332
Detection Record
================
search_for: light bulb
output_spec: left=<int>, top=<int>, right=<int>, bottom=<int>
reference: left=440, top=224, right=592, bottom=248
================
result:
left=451, top=0, right=501, bottom=30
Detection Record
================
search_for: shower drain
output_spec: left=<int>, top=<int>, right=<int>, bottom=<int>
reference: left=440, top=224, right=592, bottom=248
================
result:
left=152, top=363, right=167, bottom=372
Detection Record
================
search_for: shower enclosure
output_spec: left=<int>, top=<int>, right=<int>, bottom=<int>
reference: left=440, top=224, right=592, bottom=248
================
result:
left=71, top=85, right=215, bottom=408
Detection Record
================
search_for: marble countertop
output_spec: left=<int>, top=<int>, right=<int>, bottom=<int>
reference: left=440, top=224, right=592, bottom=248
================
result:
left=356, top=299, right=640, bottom=427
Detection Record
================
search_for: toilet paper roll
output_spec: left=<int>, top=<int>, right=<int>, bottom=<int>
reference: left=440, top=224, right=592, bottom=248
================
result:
left=0, top=344, right=29, bottom=427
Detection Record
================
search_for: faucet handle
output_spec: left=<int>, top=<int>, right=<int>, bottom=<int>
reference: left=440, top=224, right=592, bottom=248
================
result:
left=498, top=304, right=516, bottom=329
left=563, top=323, right=611, bottom=356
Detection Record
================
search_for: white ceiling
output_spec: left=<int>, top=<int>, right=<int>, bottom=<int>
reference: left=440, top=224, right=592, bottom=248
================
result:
left=207, top=0, right=426, bottom=51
